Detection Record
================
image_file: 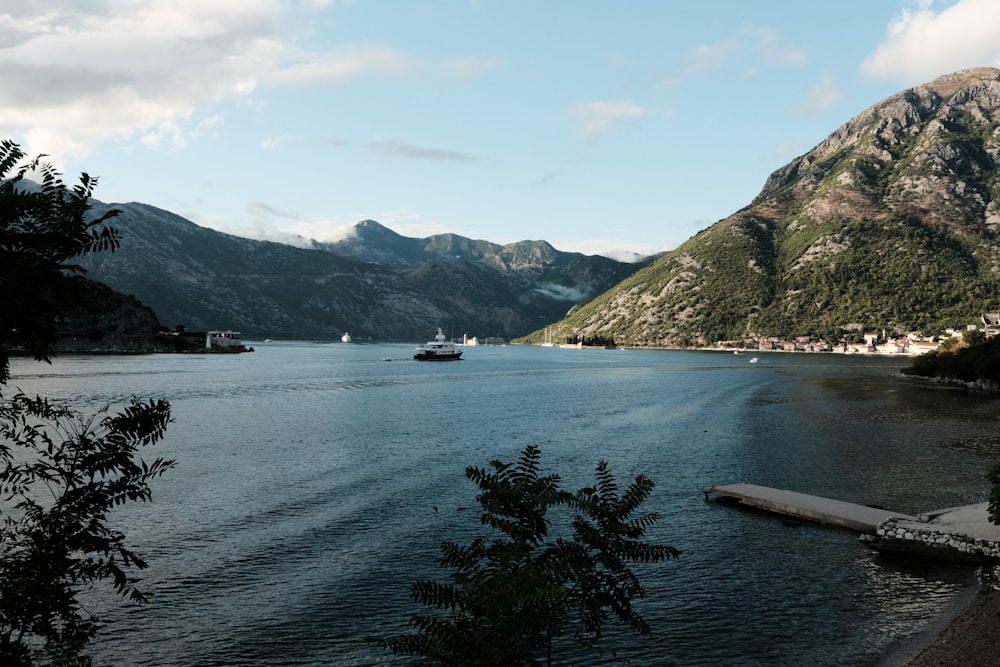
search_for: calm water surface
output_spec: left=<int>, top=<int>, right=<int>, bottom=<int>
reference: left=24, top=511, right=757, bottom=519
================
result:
left=7, top=343, right=1000, bottom=666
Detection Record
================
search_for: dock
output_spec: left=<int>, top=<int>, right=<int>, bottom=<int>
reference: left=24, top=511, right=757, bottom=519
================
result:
left=707, top=483, right=1000, bottom=563
left=705, top=483, right=916, bottom=533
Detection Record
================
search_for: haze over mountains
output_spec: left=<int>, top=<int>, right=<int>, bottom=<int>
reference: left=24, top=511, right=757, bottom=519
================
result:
left=76, top=68, right=1000, bottom=348
left=521, top=68, right=1000, bottom=347
left=78, top=205, right=647, bottom=340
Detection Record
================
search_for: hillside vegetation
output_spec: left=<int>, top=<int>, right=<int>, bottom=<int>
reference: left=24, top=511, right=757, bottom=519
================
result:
left=903, top=330, right=1000, bottom=385
left=518, top=68, right=1000, bottom=347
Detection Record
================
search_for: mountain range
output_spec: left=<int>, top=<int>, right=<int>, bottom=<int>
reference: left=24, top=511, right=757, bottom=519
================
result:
left=77, top=67, right=1000, bottom=348
left=77, top=205, right=646, bottom=341
left=519, top=67, right=1000, bottom=347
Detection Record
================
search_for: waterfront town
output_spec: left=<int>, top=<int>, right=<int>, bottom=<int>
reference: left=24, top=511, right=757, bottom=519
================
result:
left=750, top=313, right=1000, bottom=356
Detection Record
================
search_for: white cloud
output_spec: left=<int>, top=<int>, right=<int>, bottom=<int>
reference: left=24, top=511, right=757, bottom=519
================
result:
left=532, top=283, right=591, bottom=302
left=186, top=206, right=316, bottom=249
left=796, top=72, right=845, bottom=115
left=741, top=25, right=808, bottom=66
left=271, top=44, right=413, bottom=85
left=0, top=1, right=285, bottom=162
left=685, top=39, right=741, bottom=72
left=440, top=57, right=498, bottom=79
left=260, top=134, right=291, bottom=150
left=862, top=0, right=1000, bottom=83
left=139, top=121, right=186, bottom=151
left=369, top=140, right=478, bottom=162
left=0, top=1, right=481, bottom=165
left=684, top=25, right=806, bottom=74
left=211, top=204, right=450, bottom=246
left=570, top=102, right=645, bottom=137
left=299, top=0, right=337, bottom=9
left=555, top=237, right=671, bottom=261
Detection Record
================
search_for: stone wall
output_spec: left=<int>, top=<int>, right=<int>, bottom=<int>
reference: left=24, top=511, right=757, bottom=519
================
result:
left=863, top=518, right=1000, bottom=564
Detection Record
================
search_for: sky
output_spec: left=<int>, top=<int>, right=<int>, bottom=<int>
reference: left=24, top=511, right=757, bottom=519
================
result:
left=4, top=1, right=1000, bottom=260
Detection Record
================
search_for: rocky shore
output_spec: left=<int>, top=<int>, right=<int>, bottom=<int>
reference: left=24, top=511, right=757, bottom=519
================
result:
left=864, top=507, right=1000, bottom=564
left=894, top=586, right=1000, bottom=666
left=864, top=506, right=1000, bottom=665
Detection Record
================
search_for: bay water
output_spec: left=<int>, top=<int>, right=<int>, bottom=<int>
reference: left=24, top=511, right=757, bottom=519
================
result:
left=7, top=342, right=1000, bottom=666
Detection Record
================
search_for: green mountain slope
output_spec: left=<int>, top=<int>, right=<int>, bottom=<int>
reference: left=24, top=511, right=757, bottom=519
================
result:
left=521, top=68, right=1000, bottom=347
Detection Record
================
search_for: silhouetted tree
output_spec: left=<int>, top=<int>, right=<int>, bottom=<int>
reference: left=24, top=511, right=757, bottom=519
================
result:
left=0, top=139, right=119, bottom=383
left=380, top=445, right=678, bottom=666
left=0, top=140, right=173, bottom=666
left=0, top=395, right=173, bottom=664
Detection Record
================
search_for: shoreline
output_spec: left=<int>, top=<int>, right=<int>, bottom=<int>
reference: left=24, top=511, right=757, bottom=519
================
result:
left=876, top=578, right=980, bottom=666
left=877, top=577, right=1000, bottom=666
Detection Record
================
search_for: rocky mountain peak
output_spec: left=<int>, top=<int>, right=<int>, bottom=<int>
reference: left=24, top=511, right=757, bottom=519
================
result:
left=925, top=67, right=1000, bottom=98
left=532, top=68, right=1000, bottom=348
left=755, top=67, right=1000, bottom=235
left=355, top=219, right=400, bottom=239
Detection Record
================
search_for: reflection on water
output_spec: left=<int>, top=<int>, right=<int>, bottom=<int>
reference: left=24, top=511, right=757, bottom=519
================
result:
left=6, top=345, right=999, bottom=666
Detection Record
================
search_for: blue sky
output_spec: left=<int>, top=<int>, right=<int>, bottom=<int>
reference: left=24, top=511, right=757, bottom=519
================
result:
left=4, top=1, right=1000, bottom=260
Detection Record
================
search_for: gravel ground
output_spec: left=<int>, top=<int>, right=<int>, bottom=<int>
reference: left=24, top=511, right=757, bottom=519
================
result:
left=897, top=588, right=1000, bottom=666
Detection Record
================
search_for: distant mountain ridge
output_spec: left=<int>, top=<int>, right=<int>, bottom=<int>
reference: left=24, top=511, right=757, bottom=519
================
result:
left=318, top=219, right=598, bottom=274
left=78, top=205, right=646, bottom=340
left=521, top=68, right=1000, bottom=347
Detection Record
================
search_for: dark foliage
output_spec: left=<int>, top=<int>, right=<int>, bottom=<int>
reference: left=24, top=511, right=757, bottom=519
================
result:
left=0, top=139, right=120, bottom=382
left=0, top=395, right=174, bottom=665
left=564, top=334, right=617, bottom=347
left=380, top=445, right=678, bottom=666
left=902, top=333, right=1000, bottom=383
left=989, top=463, right=1000, bottom=526
left=0, top=139, right=173, bottom=665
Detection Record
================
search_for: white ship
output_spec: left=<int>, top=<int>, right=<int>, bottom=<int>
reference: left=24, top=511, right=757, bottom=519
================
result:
left=413, top=328, right=462, bottom=361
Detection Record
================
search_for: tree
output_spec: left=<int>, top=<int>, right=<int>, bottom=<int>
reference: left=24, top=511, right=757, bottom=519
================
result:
left=0, top=139, right=120, bottom=384
left=988, top=463, right=1000, bottom=526
left=0, top=394, right=173, bottom=665
left=380, top=445, right=679, bottom=666
left=963, top=328, right=987, bottom=347
left=0, top=140, right=173, bottom=666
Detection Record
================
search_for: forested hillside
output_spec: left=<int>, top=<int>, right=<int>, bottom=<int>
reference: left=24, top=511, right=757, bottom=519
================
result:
left=519, top=68, right=1000, bottom=347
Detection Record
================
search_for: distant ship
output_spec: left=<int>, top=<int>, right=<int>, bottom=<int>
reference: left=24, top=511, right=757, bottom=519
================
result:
left=341, top=332, right=352, bottom=343
left=541, top=326, right=555, bottom=347
left=414, top=328, right=462, bottom=361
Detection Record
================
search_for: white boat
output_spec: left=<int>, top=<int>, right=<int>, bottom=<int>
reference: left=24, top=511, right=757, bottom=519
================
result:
left=541, top=326, right=555, bottom=347
left=341, top=332, right=352, bottom=343
left=414, top=328, right=463, bottom=361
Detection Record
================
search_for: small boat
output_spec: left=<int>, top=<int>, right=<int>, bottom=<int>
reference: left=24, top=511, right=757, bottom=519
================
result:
left=749, top=357, right=759, bottom=364
left=541, top=326, right=555, bottom=347
left=414, top=328, right=463, bottom=361
left=341, top=332, right=352, bottom=343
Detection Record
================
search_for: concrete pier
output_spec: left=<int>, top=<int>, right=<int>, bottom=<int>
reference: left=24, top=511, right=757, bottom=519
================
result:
left=705, top=483, right=917, bottom=533
left=707, top=483, right=1000, bottom=563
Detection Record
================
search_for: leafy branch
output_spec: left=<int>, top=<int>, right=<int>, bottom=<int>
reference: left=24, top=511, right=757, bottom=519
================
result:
left=379, top=445, right=678, bottom=666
